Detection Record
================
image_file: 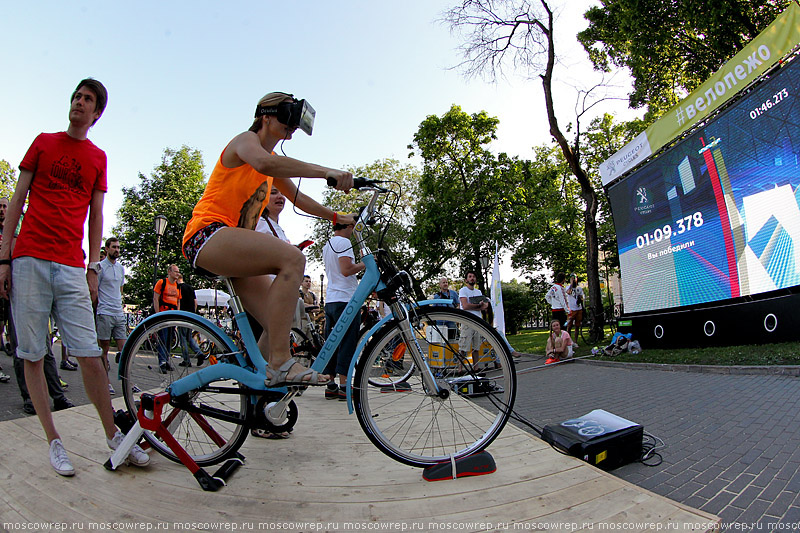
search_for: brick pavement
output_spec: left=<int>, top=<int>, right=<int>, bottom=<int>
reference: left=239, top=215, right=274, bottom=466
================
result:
left=0, top=346, right=119, bottom=422
left=4, top=346, right=800, bottom=532
left=511, top=355, right=800, bottom=532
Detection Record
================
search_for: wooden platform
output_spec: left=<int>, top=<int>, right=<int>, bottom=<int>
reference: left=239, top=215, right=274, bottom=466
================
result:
left=0, top=396, right=719, bottom=532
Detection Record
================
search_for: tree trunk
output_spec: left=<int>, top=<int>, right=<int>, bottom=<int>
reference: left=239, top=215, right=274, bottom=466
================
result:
left=538, top=0, right=605, bottom=341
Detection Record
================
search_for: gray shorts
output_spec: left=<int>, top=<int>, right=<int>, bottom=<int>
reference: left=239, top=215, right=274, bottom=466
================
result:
left=458, top=324, right=483, bottom=353
left=96, top=314, right=128, bottom=341
left=11, top=256, right=102, bottom=361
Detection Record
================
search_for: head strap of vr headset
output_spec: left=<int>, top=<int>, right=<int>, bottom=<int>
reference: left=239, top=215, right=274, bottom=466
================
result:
left=254, top=93, right=295, bottom=118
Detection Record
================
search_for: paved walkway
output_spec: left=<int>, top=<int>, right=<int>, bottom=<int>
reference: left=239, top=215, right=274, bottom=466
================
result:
left=512, top=354, right=800, bottom=532
left=0, top=347, right=119, bottom=421
left=3, top=347, right=800, bottom=531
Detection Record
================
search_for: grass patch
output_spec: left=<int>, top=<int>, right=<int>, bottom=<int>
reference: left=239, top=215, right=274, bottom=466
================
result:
left=507, top=328, right=800, bottom=366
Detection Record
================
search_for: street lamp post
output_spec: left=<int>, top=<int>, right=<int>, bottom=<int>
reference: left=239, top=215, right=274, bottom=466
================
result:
left=479, top=255, right=493, bottom=323
left=319, top=273, right=325, bottom=308
left=480, top=255, right=490, bottom=288
left=152, top=215, right=168, bottom=287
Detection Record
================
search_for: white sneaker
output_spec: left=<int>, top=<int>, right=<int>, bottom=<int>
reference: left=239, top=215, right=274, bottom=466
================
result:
left=49, top=438, right=75, bottom=476
left=107, top=430, right=150, bottom=467
left=108, top=383, right=116, bottom=395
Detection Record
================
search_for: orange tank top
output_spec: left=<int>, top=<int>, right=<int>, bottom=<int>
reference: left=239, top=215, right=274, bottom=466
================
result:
left=183, top=150, right=274, bottom=247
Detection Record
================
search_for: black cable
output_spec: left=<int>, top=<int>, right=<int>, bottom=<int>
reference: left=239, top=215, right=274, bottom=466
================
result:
left=639, top=432, right=665, bottom=466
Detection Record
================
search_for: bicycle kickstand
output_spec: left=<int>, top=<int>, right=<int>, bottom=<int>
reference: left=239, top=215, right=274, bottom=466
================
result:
left=104, top=420, right=146, bottom=471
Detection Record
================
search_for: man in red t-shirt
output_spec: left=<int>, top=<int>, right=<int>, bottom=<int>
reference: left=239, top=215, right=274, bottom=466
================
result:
left=0, top=79, right=149, bottom=477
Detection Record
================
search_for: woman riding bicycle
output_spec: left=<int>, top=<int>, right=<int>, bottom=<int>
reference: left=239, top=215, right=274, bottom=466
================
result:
left=182, top=91, right=354, bottom=387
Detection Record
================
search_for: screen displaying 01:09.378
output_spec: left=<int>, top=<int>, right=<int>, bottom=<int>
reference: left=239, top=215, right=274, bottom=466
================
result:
left=635, top=211, right=704, bottom=249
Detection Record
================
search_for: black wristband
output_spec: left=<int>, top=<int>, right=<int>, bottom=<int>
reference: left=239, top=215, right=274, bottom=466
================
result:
left=0, top=259, right=11, bottom=266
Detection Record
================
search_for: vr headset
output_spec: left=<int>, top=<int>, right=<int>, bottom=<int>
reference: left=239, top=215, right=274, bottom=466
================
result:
left=255, top=94, right=316, bottom=136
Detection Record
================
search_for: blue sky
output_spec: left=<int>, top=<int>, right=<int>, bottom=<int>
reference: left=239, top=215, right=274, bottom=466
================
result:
left=0, top=0, right=635, bottom=279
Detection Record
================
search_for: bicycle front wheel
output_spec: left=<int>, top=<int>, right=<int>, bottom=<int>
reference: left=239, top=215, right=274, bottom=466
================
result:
left=353, top=306, right=516, bottom=467
left=120, top=314, right=249, bottom=466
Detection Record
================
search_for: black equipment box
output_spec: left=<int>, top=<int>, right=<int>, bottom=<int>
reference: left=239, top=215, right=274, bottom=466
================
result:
left=541, top=409, right=643, bottom=471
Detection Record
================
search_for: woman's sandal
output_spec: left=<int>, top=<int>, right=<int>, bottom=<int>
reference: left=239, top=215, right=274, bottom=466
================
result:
left=251, top=428, right=291, bottom=439
left=264, top=357, right=329, bottom=388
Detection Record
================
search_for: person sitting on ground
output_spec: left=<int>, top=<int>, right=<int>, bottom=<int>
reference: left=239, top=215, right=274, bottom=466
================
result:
left=182, top=91, right=354, bottom=388
left=545, top=319, right=573, bottom=365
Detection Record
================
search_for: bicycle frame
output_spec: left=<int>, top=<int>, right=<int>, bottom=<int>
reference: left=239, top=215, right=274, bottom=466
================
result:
left=123, top=185, right=448, bottom=413
left=133, top=264, right=449, bottom=407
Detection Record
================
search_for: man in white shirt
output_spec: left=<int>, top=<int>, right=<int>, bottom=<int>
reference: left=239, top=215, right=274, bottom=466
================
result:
left=544, top=272, right=569, bottom=327
left=565, top=273, right=585, bottom=347
left=458, top=271, right=489, bottom=370
left=96, top=237, right=126, bottom=394
left=322, top=219, right=365, bottom=400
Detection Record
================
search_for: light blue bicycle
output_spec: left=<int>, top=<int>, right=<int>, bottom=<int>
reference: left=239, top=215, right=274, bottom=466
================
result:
left=118, top=178, right=516, bottom=470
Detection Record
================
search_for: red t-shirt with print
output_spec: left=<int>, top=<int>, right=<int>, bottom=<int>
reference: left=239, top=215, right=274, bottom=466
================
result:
left=16, top=132, right=108, bottom=268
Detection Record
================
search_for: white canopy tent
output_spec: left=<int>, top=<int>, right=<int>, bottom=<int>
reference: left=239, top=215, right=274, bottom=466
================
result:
left=195, top=288, right=231, bottom=308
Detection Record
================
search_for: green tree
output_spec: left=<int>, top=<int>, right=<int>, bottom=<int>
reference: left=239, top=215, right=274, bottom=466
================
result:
left=500, top=280, right=537, bottom=335
left=308, top=159, right=425, bottom=296
left=578, top=0, right=790, bottom=119
left=0, top=160, right=18, bottom=198
left=444, top=0, right=609, bottom=339
left=509, top=146, right=586, bottom=276
left=581, top=113, right=645, bottom=273
left=113, top=146, right=207, bottom=309
left=409, top=105, right=523, bottom=300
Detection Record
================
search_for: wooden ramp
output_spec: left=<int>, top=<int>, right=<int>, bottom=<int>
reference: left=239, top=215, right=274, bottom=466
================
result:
left=0, top=396, right=719, bottom=532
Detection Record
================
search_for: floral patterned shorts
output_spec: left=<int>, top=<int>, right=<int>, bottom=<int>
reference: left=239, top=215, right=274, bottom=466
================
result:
left=183, top=221, right=226, bottom=274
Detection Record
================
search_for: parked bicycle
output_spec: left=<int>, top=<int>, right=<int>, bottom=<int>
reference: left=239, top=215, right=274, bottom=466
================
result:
left=578, top=304, right=618, bottom=345
left=290, top=301, right=325, bottom=367
left=118, top=178, right=516, bottom=469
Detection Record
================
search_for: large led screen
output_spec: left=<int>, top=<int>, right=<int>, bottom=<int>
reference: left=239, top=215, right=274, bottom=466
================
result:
left=608, top=57, right=800, bottom=315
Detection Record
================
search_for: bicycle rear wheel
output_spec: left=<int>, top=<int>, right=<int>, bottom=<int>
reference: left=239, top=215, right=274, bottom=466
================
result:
left=353, top=306, right=516, bottom=467
left=120, top=314, right=249, bottom=466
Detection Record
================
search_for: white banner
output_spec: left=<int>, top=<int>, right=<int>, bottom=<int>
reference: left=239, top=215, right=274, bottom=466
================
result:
left=490, top=244, right=505, bottom=336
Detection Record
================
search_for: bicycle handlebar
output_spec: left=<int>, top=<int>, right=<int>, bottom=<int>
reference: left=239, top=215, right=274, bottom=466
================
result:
left=326, top=176, right=386, bottom=191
